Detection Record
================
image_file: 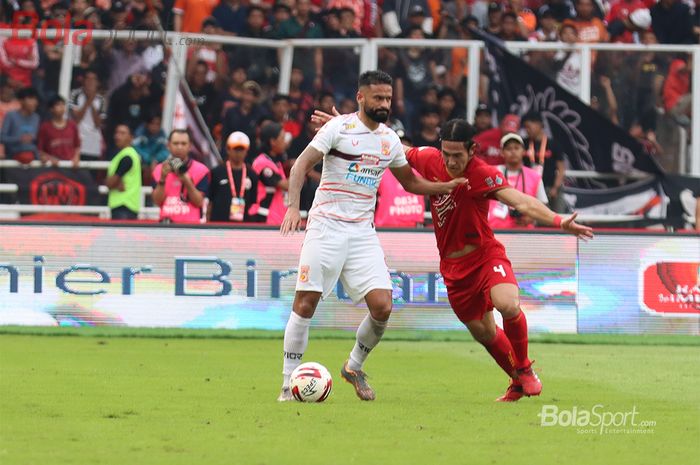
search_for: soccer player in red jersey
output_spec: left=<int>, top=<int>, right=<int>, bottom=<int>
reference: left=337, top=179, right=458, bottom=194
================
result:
left=312, top=110, right=594, bottom=401
left=405, top=119, right=594, bottom=401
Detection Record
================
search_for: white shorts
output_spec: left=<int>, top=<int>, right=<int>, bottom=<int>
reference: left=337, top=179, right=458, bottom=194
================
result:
left=295, top=219, right=393, bottom=303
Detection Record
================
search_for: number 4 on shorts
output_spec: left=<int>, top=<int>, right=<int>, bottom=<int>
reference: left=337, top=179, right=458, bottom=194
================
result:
left=493, top=264, right=506, bottom=277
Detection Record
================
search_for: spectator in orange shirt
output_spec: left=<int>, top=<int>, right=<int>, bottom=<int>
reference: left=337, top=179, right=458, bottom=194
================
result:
left=563, top=0, right=609, bottom=44
left=508, top=0, right=537, bottom=36
left=173, top=0, right=220, bottom=33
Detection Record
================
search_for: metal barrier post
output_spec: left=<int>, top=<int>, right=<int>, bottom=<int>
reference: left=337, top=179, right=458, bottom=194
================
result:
left=579, top=45, right=592, bottom=105
left=278, top=43, right=293, bottom=95
left=467, top=42, right=481, bottom=124
left=691, top=47, right=700, bottom=175
left=162, top=33, right=186, bottom=135
left=58, top=41, right=75, bottom=102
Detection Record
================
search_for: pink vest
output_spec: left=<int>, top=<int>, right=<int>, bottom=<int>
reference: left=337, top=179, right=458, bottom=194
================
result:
left=252, top=153, right=287, bottom=225
left=489, top=165, right=543, bottom=229
left=153, top=159, right=210, bottom=223
left=375, top=169, right=425, bottom=227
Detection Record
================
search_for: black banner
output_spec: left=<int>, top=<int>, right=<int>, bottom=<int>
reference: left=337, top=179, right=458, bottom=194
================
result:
left=476, top=30, right=664, bottom=179
left=562, top=174, right=700, bottom=229
left=4, top=168, right=101, bottom=206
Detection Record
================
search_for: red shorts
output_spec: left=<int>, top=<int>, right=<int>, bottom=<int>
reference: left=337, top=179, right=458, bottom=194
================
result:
left=441, top=244, right=518, bottom=324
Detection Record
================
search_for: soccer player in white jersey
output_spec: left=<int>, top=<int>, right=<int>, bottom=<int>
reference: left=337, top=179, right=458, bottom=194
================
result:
left=277, top=71, right=465, bottom=402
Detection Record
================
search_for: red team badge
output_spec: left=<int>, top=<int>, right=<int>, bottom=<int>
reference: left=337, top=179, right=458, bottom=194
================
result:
left=641, top=262, right=700, bottom=315
left=381, top=140, right=390, bottom=156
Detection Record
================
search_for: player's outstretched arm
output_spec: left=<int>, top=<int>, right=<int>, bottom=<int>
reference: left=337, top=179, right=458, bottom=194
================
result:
left=494, top=187, right=594, bottom=240
left=390, top=164, right=466, bottom=195
left=280, top=145, right=324, bottom=236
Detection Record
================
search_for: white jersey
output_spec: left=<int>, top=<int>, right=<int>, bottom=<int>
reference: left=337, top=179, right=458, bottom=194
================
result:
left=308, top=113, right=408, bottom=224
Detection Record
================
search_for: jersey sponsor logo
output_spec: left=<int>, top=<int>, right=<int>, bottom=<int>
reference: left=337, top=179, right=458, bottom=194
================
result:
left=343, top=122, right=356, bottom=130
left=352, top=139, right=359, bottom=146
left=299, top=265, right=310, bottom=283
left=348, top=163, right=382, bottom=177
left=361, top=153, right=380, bottom=165
left=485, top=176, right=494, bottom=187
left=345, top=172, right=380, bottom=188
left=432, top=193, right=456, bottom=228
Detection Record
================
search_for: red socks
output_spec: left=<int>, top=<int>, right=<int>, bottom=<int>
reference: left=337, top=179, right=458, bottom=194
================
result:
left=503, top=311, right=530, bottom=369
left=484, top=327, right=517, bottom=378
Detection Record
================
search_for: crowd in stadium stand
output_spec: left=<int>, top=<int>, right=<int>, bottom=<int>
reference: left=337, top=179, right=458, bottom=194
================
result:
left=0, top=0, right=697, bottom=225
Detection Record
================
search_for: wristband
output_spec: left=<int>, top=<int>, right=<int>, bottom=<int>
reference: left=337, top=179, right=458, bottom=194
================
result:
left=553, top=215, right=563, bottom=228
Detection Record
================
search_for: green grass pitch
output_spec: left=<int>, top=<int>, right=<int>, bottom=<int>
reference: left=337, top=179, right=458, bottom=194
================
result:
left=1, top=329, right=698, bottom=465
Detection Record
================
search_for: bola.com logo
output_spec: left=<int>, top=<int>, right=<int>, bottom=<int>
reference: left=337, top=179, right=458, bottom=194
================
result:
left=538, top=404, right=656, bottom=435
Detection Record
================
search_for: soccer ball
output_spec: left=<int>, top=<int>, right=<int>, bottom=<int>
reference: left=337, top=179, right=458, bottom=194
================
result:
left=289, top=362, right=333, bottom=402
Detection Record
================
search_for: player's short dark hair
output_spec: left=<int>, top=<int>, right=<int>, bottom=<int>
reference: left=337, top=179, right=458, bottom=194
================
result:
left=168, top=128, right=191, bottom=142
left=16, top=86, right=39, bottom=100
left=440, top=119, right=477, bottom=149
left=502, top=11, right=518, bottom=21
left=47, top=95, right=65, bottom=108
left=358, top=70, right=393, bottom=88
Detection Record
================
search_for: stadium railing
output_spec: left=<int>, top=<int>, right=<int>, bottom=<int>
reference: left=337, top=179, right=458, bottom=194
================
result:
left=0, top=30, right=697, bottom=224
left=0, top=28, right=696, bottom=173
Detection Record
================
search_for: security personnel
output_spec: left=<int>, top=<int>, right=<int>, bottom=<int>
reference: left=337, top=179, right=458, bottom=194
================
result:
left=106, top=124, right=142, bottom=220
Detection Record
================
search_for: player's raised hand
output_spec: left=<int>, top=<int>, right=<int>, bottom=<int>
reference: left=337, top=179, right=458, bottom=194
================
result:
left=311, top=106, right=341, bottom=129
left=561, top=212, right=594, bottom=241
left=280, top=207, right=302, bottom=236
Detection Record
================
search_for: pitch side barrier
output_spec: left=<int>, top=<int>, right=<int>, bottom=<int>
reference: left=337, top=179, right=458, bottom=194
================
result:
left=0, top=222, right=697, bottom=334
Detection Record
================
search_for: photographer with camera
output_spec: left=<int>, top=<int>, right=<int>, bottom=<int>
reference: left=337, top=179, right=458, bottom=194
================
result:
left=152, top=129, right=210, bottom=224
left=488, top=133, right=548, bottom=229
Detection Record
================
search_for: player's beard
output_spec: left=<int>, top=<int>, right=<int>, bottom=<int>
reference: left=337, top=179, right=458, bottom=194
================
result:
left=365, top=106, right=390, bottom=123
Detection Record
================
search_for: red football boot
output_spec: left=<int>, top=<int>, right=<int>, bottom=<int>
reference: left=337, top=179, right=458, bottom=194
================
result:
left=516, top=361, right=542, bottom=396
left=496, top=379, right=524, bottom=402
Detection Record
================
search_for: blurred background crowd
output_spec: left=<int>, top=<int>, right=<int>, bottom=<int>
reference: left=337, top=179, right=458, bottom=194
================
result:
left=0, top=0, right=697, bottom=226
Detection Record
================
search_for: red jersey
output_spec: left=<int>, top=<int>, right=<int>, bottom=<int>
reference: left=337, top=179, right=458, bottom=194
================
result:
left=37, top=120, right=80, bottom=161
left=406, top=146, right=509, bottom=259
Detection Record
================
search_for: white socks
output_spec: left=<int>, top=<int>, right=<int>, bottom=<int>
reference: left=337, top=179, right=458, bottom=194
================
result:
left=282, top=311, right=311, bottom=388
left=348, top=315, right=388, bottom=372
